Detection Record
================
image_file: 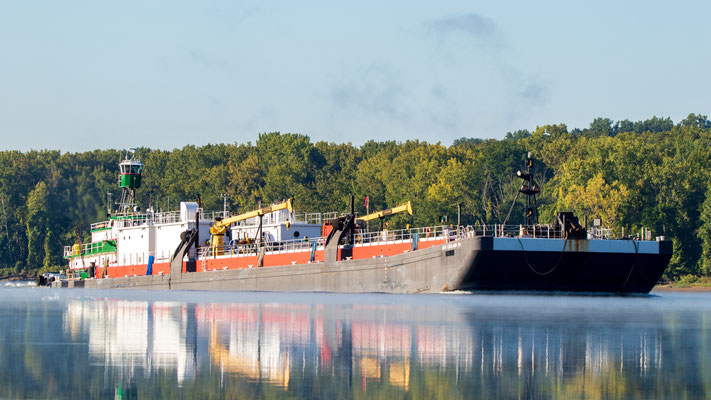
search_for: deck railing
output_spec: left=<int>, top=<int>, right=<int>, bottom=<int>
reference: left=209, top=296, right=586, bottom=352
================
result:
left=464, top=223, right=656, bottom=241
left=468, top=224, right=566, bottom=239
left=198, top=224, right=461, bottom=259
left=199, top=236, right=325, bottom=259
left=79, top=218, right=656, bottom=263
left=93, top=209, right=351, bottom=232
left=355, top=225, right=462, bottom=244
left=63, top=240, right=117, bottom=258
left=293, top=212, right=333, bottom=225
left=90, top=210, right=185, bottom=231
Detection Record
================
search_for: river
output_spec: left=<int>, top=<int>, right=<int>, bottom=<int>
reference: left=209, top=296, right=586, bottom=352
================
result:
left=1, top=285, right=709, bottom=399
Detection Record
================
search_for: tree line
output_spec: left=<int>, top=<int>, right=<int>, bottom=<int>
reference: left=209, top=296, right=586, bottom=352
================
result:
left=1, top=113, right=710, bottom=280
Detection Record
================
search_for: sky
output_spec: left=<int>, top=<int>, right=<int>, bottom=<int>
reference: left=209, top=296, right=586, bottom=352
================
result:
left=1, top=1, right=709, bottom=152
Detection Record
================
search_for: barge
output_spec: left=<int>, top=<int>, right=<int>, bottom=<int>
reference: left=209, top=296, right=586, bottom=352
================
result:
left=54, top=150, right=672, bottom=294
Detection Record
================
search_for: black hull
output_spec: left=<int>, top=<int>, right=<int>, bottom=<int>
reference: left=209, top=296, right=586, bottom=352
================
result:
left=457, top=237, right=672, bottom=294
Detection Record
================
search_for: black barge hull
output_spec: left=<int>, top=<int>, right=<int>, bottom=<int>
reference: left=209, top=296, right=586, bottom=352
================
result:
left=461, top=236, right=672, bottom=294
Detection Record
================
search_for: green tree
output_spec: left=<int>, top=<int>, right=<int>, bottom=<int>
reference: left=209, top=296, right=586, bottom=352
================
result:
left=25, top=182, right=50, bottom=270
left=698, top=188, right=711, bottom=276
left=587, top=117, right=616, bottom=137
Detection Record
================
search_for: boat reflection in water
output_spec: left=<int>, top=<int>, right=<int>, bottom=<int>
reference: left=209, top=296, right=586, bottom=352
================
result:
left=65, top=299, right=198, bottom=385
left=57, top=293, right=710, bottom=398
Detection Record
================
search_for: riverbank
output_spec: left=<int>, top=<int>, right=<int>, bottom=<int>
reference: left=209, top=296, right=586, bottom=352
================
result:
left=653, top=284, right=711, bottom=292
left=0, top=274, right=34, bottom=281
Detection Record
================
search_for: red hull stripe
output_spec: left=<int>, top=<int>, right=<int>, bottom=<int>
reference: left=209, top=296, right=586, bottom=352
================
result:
left=96, top=239, right=447, bottom=278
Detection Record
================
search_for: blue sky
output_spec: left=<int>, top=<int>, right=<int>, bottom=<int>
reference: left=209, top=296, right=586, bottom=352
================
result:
left=1, top=1, right=709, bottom=151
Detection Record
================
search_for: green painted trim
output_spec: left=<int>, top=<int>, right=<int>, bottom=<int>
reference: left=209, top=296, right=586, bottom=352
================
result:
left=90, top=227, right=112, bottom=232
left=64, top=240, right=117, bottom=259
left=119, top=174, right=142, bottom=189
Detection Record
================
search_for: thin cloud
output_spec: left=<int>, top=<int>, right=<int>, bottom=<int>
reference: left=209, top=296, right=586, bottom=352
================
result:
left=520, top=82, right=547, bottom=103
left=329, top=68, right=464, bottom=139
left=425, top=12, right=549, bottom=122
left=330, top=64, right=412, bottom=121
left=328, top=13, right=548, bottom=138
left=188, top=49, right=236, bottom=72
left=428, top=84, right=461, bottom=132
left=425, top=13, right=502, bottom=46
left=242, top=106, right=277, bottom=132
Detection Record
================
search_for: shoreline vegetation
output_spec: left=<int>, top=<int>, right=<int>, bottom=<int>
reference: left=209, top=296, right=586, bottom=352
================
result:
left=1, top=114, right=710, bottom=283
left=653, top=285, right=711, bottom=292
left=0, top=273, right=32, bottom=281
left=653, top=276, right=711, bottom=291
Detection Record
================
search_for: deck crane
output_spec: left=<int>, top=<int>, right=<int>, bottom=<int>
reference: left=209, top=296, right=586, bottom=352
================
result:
left=209, top=198, right=293, bottom=255
left=357, top=201, right=413, bottom=231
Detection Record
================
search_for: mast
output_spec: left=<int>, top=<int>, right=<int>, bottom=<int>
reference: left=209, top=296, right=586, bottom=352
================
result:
left=503, top=152, right=541, bottom=226
left=116, top=148, right=144, bottom=215
left=517, top=152, right=540, bottom=225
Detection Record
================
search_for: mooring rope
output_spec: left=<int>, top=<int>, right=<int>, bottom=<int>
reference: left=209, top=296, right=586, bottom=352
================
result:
left=517, top=236, right=568, bottom=276
left=618, top=239, right=640, bottom=291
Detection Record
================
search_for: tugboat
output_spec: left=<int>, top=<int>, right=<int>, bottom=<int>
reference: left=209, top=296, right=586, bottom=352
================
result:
left=58, top=150, right=672, bottom=294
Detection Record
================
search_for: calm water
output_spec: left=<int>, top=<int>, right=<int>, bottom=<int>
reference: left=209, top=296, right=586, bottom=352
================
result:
left=1, top=286, right=710, bottom=399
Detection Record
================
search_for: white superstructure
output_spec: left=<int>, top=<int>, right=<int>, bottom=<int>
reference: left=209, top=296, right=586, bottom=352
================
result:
left=64, top=201, right=324, bottom=273
left=230, top=208, right=321, bottom=244
left=64, top=202, right=212, bottom=270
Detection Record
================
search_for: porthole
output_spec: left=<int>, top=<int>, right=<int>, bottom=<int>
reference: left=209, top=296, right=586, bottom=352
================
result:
left=293, top=231, right=300, bottom=238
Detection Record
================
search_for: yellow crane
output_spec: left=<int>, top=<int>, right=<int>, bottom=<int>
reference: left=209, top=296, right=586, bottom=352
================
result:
left=357, top=201, right=413, bottom=231
left=209, top=198, right=293, bottom=254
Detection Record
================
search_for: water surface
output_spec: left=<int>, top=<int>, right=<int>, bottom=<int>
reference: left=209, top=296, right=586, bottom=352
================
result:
left=1, top=287, right=710, bottom=399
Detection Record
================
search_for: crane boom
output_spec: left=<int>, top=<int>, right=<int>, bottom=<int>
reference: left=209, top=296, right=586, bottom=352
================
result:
left=357, top=201, right=413, bottom=222
left=212, top=198, right=293, bottom=232
left=209, top=198, right=294, bottom=255
left=209, top=198, right=293, bottom=245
